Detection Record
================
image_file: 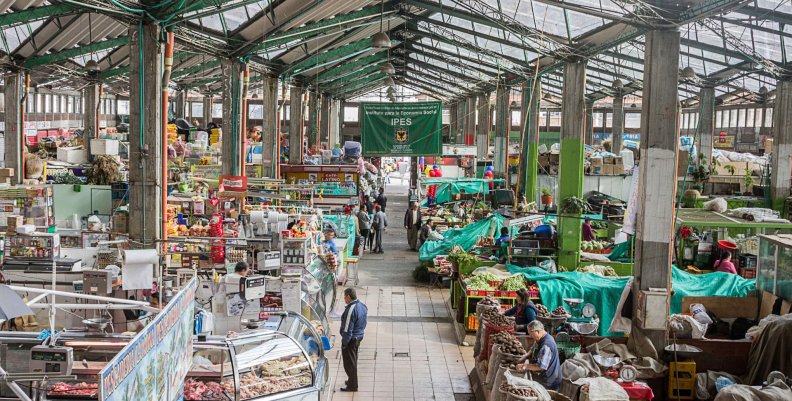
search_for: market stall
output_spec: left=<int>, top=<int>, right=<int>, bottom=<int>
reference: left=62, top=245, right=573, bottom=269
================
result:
left=185, top=313, right=328, bottom=401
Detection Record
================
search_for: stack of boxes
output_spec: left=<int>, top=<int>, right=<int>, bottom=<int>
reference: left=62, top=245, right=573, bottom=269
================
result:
left=592, top=156, right=625, bottom=175
left=6, top=215, right=23, bottom=236
left=0, top=168, right=14, bottom=184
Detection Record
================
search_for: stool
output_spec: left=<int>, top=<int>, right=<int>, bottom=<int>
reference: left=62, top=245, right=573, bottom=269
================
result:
left=345, top=257, right=360, bottom=286
left=668, top=361, right=696, bottom=400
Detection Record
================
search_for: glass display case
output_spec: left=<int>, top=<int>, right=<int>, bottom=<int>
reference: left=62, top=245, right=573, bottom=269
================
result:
left=757, top=234, right=792, bottom=302
left=303, top=257, right=336, bottom=313
left=186, top=317, right=327, bottom=401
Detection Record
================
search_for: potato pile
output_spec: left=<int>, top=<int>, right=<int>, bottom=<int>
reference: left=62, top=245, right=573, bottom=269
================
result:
left=536, top=304, right=551, bottom=318
left=491, top=331, right=526, bottom=355
left=552, top=306, right=571, bottom=317
left=499, top=383, right=539, bottom=397
left=481, top=307, right=513, bottom=327
left=478, top=296, right=500, bottom=307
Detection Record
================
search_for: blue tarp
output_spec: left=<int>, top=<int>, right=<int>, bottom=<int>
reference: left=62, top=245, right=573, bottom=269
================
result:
left=506, top=265, right=756, bottom=336
left=419, top=214, right=504, bottom=261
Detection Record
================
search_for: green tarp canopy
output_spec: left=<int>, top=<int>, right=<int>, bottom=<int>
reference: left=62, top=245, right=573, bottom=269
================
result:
left=420, top=178, right=504, bottom=205
left=506, top=265, right=756, bottom=336
left=419, top=214, right=504, bottom=261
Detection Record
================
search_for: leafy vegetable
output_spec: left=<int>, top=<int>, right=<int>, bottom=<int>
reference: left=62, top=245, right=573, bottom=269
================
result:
left=501, top=275, right=526, bottom=291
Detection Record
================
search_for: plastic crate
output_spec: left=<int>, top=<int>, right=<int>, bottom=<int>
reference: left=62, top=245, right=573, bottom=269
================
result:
left=458, top=259, right=497, bottom=275
left=740, top=268, right=756, bottom=279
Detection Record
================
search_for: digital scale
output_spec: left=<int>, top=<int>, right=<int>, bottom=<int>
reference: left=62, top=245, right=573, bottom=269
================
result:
left=256, top=251, right=281, bottom=271
left=240, top=275, right=267, bottom=300
left=563, top=298, right=599, bottom=335
left=83, top=270, right=113, bottom=295
left=30, top=345, right=73, bottom=375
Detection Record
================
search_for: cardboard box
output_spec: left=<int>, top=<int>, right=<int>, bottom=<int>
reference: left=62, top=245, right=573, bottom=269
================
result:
left=678, top=150, right=689, bottom=177
left=90, top=139, right=120, bottom=156
left=601, top=165, right=615, bottom=175
left=112, top=214, right=128, bottom=234
left=7, top=215, right=23, bottom=228
left=764, top=138, right=773, bottom=154
left=590, top=157, right=604, bottom=175
left=613, top=163, right=625, bottom=175
left=611, top=156, right=622, bottom=165
left=0, top=168, right=14, bottom=177
left=57, top=147, right=89, bottom=164
left=603, top=156, right=615, bottom=165
left=538, top=155, right=550, bottom=168
left=548, top=154, right=560, bottom=165
left=0, top=178, right=11, bottom=184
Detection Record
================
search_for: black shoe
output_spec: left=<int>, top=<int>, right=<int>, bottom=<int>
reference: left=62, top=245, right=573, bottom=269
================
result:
left=340, top=387, right=357, bottom=392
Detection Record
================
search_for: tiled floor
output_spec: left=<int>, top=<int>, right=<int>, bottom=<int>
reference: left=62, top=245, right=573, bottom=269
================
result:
left=326, top=185, right=475, bottom=401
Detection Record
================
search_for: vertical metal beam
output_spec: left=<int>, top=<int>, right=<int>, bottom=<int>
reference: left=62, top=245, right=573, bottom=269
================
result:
left=557, top=62, right=587, bottom=269
left=494, top=86, right=511, bottom=179
left=174, top=90, right=187, bottom=118
left=585, top=99, right=595, bottom=146
left=612, top=92, right=625, bottom=152
left=4, top=72, right=22, bottom=184
left=465, top=96, right=477, bottom=147
left=83, top=83, right=100, bottom=155
left=448, top=102, right=459, bottom=145
left=633, top=29, right=681, bottom=350
left=307, top=91, right=319, bottom=148
left=221, top=59, right=244, bottom=176
left=330, top=99, right=342, bottom=147
left=477, top=92, right=490, bottom=161
left=203, top=95, right=213, bottom=126
left=261, top=76, right=278, bottom=177
left=519, top=77, right=541, bottom=204
left=456, top=101, right=466, bottom=144
left=772, top=80, right=792, bottom=211
left=128, top=22, right=163, bottom=243
left=320, top=94, right=331, bottom=146
left=699, top=86, right=716, bottom=164
left=289, top=83, right=305, bottom=164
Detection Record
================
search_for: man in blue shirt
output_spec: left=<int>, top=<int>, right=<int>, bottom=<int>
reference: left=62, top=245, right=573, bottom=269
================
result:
left=340, top=287, right=368, bottom=392
left=518, top=320, right=561, bottom=391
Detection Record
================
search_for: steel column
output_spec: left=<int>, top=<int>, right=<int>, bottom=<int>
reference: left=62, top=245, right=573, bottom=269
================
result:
left=289, top=83, right=305, bottom=164
left=557, top=62, right=587, bottom=269
left=476, top=92, right=490, bottom=161
left=221, top=59, right=244, bottom=176
left=494, top=86, right=510, bottom=179
left=772, top=80, right=792, bottom=212
left=519, top=77, right=541, bottom=204
left=698, top=86, right=716, bottom=164
left=612, top=92, right=625, bottom=152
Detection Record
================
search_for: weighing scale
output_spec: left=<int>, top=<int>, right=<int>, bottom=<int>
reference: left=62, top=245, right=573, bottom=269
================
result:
left=563, top=298, right=599, bottom=335
left=240, top=275, right=267, bottom=300
left=30, top=345, right=73, bottom=375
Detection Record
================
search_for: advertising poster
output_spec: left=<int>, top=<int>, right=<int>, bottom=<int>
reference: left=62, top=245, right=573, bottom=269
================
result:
left=100, top=279, right=197, bottom=401
left=360, top=102, right=442, bottom=156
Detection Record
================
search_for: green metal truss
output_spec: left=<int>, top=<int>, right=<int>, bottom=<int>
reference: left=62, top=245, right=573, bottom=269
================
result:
left=332, top=72, right=387, bottom=97
left=24, top=36, right=128, bottom=69
left=246, top=3, right=395, bottom=56
left=337, top=78, right=388, bottom=99
left=172, top=59, right=221, bottom=79
left=312, top=52, right=389, bottom=83
left=321, top=63, right=385, bottom=89
left=286, top=37, right=398, bottom=77
left=100, top=66, right=130, bottom=80
left=326, top=70, right=386, bottom=93
left=0, top=4, right=78, bottom=27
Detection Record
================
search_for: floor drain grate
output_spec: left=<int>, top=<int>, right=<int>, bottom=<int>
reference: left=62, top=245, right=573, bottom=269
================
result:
left=392, top=291, right=405, bottom=295
left=393, top=352, right=410, bottom=358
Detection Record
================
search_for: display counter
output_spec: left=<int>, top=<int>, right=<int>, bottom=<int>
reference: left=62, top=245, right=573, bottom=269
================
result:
left=186, top=321, right=327, bottom=401
left=303, top=257, right=336, bottom=314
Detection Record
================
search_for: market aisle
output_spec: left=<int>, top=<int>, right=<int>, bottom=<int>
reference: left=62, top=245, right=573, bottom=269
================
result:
left=327, top=184, right=476, bottom=401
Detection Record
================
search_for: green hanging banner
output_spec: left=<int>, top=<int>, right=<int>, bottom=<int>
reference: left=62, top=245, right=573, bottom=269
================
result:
left=361, top=101, right=443, bottom=156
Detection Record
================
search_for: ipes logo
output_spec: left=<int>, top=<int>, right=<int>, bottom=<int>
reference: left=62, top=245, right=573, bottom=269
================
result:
left=395, top=128, right=408, bottom=143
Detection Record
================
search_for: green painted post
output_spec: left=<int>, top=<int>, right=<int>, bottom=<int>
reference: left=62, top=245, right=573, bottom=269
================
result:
left=557, top=62, right=587, bottom=270
left=521, top=76, right=541, bottom=203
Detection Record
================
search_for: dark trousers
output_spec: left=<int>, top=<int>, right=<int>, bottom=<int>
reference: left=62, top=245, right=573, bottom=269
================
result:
left=367, top=230, right=375, bottom=248
left=341, top=338, right=361, bottom=388
left=373, top=228, right=384, bottom=252
left=359, top=229, right=370, bottom=249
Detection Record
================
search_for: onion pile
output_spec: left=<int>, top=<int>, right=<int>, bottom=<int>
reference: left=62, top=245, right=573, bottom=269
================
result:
left=552, top=306, right=571, bottom=317
left=478, top=296, right=500, bottom=307
left=536, top=304, right=551, bottom=318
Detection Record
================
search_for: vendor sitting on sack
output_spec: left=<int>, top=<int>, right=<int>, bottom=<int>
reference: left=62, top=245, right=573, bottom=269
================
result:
left=516, top=321, right=561, bottom=391
left=503, top=288, right=538, bottom=332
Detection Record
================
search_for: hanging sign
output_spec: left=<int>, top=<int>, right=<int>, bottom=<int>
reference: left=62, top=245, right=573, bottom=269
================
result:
left=100, top=279, right=197, bottom=401
left=361, top=102, right=442, bottom=156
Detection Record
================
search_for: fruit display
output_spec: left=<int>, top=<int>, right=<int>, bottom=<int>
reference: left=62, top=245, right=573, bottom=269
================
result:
left=48, top=382, right=98, bottom=398
left=184, top=379, right=224, bottom=400
left=552, top=306, right=571, bottom=317
left=536, top=304, right=551, bottom=318
left=499, top=382, right=539, bottom=397
left=491, top=331, right=526, bottom=355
